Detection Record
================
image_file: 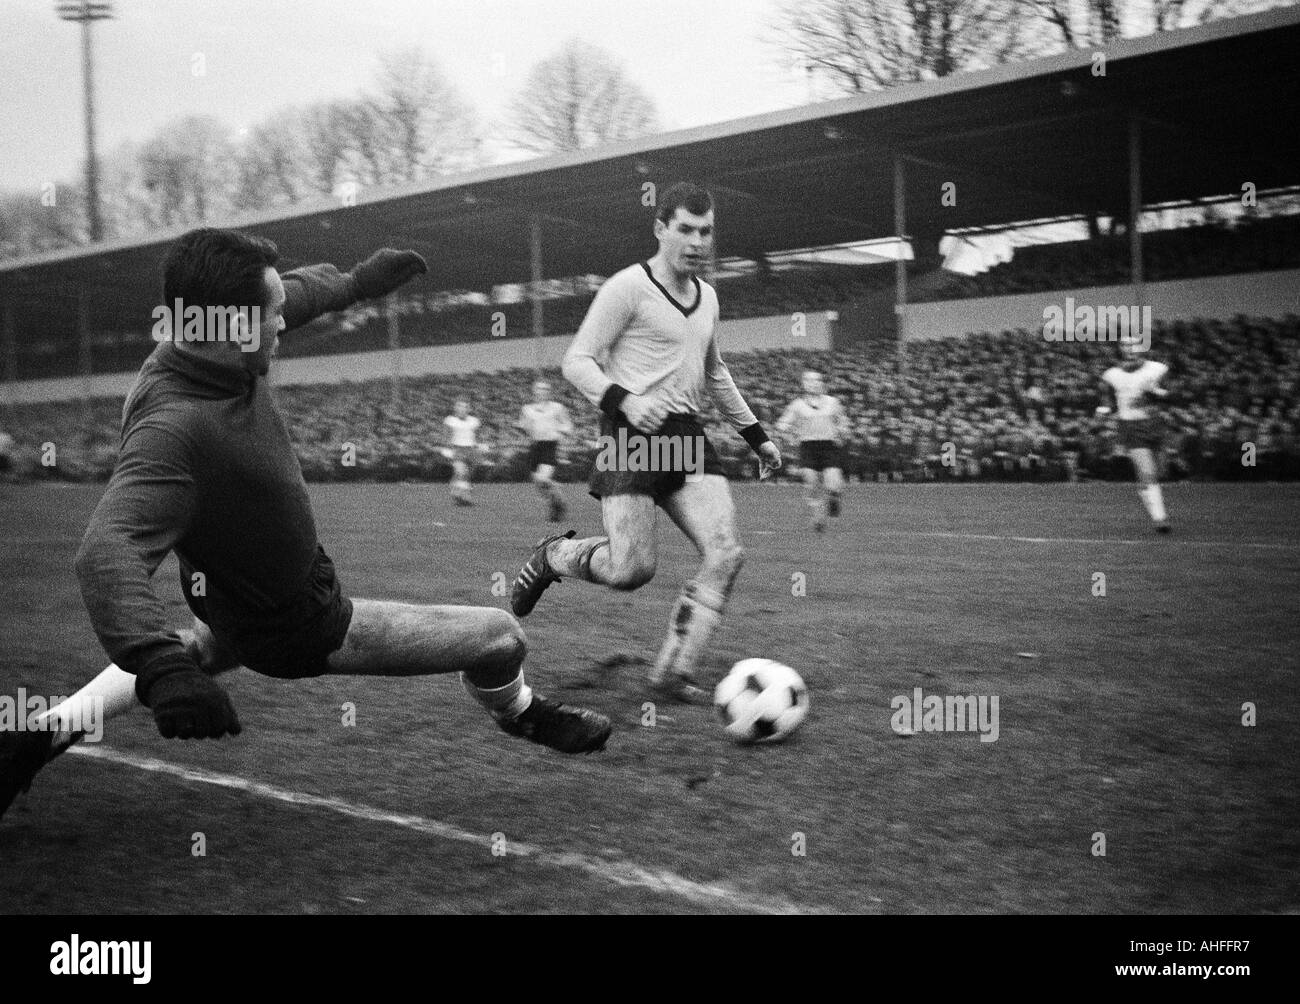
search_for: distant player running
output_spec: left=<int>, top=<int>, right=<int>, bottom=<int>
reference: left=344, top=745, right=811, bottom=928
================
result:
left=1099, top=337, right=1172, bottom=533
left=516, top=379, right=573, bottom=522
left=1, top=228, right=609, bottom=821
left=443, top=398, right=481, bottom=506
left=777, top=369, right=849, bottom=532
left=508, top=183, right=781, bottom=701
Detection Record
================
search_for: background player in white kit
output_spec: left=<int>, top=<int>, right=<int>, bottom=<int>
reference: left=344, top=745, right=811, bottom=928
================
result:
left=516, top=379, right=573, bottom=522
left=1099, top=338, right=1172, bottom=533
left=507, top=183, right=781, bottom=702
left=443, top=398, right=481, bottom=506
left=777, top=369, right=850, bottom=532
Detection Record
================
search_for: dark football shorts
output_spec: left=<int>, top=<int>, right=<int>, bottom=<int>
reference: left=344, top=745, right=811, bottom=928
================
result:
left=179, top=545, right=354, bottom=680
left=799, top=440, right=842, bottom=472
left=1117, top=418, right=1162, bottom=452
left=589, top=412, right=726, bottom=505
left=528, top=440, right=559, bottom=468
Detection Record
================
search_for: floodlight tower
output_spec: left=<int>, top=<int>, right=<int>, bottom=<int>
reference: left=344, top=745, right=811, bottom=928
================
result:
left=56, top=0, right=114, bottom=243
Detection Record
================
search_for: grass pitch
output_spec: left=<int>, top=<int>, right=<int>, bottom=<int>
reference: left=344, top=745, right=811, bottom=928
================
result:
left=1, top=481, right=1296, bottom=913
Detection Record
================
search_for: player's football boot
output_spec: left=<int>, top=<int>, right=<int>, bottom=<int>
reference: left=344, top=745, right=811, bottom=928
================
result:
left=510, top=529, right=574, bottom=617
left=648, top=671, right=711, bottom=705
left=1155, top=521, right=1172, bottom=535
left=0, top=729, right=56, bottom=821
left=549, top=496, right=567, bottom=523
left=827, top=493, right=841, bottom=517
left=496, top=694, right=611, bottom=753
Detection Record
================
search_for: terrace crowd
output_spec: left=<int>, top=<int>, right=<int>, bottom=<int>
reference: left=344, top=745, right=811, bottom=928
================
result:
left=5, top=314, right=1297, bottom=484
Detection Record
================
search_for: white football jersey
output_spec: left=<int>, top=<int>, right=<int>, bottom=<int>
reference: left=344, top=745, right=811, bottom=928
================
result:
left=777, top=394, right=845, bottom=442
left=518, top=401, right=572, bottom=442
left=444, top=414, right=480, bottom=447
left=1102, top=360, right=1168, bottom=420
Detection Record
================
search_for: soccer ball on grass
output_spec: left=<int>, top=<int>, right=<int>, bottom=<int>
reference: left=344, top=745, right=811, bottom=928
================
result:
left=713, top=659, right=809, bottom=744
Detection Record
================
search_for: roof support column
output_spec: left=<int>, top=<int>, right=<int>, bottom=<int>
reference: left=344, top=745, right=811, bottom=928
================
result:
left=77, top=289, right=92, bottom=415
left=1128, top=112, right=1144, bottom=299
left=1, top=298, right=14, bottom=418
left=530, top=213, right=544, bottom=374
left=2, top=298, right=15, bottom=385
left=386, top=294, right=402, bottom=409
left=893, top=152, right=908, bottom=362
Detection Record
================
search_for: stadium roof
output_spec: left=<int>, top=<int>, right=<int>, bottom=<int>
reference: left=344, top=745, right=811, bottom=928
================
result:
left=3, top=5, right=1298, bottom=337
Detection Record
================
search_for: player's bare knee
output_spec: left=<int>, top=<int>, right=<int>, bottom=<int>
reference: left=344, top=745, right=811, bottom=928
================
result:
left=484, top=610, right=527, bottom=669
left=607, top=554, right=656, bottom=590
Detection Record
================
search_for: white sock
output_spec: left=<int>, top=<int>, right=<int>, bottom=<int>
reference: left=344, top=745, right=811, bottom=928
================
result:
left=461, top=671, right=532, bottom=720
left=1139, top=485, right=1167, bottom=522
left=651, top=582, right=726, bottom=684
left=36, top=663, right=138, bottom=750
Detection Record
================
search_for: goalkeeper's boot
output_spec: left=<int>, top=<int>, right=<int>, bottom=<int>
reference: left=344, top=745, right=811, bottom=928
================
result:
left=496, top=694, right=611, bottom=754
left=0, top=729, right=58, bottom=821
left=510, top=529, right=573, bottom=617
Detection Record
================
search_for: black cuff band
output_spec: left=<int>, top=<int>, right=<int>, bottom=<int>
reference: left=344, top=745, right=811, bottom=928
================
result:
left=134, top=651, right=200, bottom=706
left=599, top=384, right=631, bottom=420
left=740, top=423, right=770, bottom=452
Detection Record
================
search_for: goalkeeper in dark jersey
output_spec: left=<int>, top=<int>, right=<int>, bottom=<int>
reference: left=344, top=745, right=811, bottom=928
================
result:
left=1, top=228, right=610, bottom=820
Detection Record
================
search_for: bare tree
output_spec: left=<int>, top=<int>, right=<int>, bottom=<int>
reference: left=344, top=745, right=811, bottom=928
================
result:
left=136, top=115, right=236, bottom=227
left=773, top=0, right=1037, bottom=95
left=370, top=47, right=482, bottom=182
left=1020, top=0, right=1268, bottom=49
left=0, top=186, right=85, bottom=259
left=506, top=38, right=660, bottom=154
left=233, top=117, right=309, bottom=212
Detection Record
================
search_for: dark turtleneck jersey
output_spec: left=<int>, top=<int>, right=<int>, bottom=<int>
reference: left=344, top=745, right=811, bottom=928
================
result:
left=75, top=264, right=360, bottom=678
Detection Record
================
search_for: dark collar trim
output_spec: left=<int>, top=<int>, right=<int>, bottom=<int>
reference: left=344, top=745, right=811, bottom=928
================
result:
left=640, top=262, right=701, bottom=317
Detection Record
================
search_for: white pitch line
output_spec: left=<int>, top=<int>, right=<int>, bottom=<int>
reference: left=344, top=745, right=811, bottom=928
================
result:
left=895, top=531, right=1300, bottom=550
left=67, top=744, right=820, bottom=915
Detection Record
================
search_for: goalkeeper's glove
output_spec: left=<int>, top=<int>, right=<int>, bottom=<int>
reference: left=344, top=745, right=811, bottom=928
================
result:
left=349, top=249, right=428, bottom=300
left=135, top=653, right=242, bottom=740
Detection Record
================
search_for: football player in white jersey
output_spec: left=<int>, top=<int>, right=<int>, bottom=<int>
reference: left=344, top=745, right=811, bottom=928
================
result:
left=443, top=398, right=481, bottom=506
left=777, top=370, right=850, bottom=532
left=507, top=183, right=781, bottom=702
left=1099, top=338, right=1171, bottom=533
left=516, top=379, right=574, bottom=522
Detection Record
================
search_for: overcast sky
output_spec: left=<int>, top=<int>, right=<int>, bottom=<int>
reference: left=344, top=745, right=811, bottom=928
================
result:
left=0, top=0, right=810, bottom=190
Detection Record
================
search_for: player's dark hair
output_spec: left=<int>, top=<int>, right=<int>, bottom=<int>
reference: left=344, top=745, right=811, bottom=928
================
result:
left=656, top=182, right=714, bottom=224
left=162, top=228, right=279, bottom=310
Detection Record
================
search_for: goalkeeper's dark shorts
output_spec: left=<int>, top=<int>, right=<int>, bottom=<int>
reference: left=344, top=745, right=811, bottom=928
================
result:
left=588, top=413, right=726, bottom=505
left=1117, top=418, right=1163, bottom=452
left=179, top=545, right=354, bottom=680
